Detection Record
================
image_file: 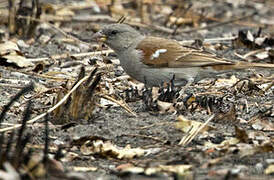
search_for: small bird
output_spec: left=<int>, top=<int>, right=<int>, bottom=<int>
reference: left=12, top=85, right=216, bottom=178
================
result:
left=93, top=23, right=274, bottom=87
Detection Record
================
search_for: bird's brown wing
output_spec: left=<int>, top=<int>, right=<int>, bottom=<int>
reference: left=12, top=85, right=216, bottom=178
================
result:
left=136, top=37, right=234, bottom=68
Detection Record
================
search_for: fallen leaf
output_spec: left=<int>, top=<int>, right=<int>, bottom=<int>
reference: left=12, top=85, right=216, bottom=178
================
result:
left=119, top=164, right=192, bottom=176
left=264, top=164, right=274, bottom=175
left=34, top=82, right=49, bottom=93
left=255, top=51, right=269, bottom=59
left=176, top=115, right=214, bottom=133
left=72, top=166, right=98, bottom=172
left=157, top=100, right=175, bottom=113
left=159, top=164, right=192, bottom=175
left=80, top=140, right=159, bottom=159
left=235, top=126, right=249, bottom=143
left=247, top=30, right=254, bottom=42
left=215, top=75, right=238, bottom=87
left=249, top=115, right=274, bottom=131
left=0, top=41, right=33, bottom=67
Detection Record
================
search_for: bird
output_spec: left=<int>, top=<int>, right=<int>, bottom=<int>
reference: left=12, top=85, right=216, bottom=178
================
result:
left=92, top=23, right=274, bottom=87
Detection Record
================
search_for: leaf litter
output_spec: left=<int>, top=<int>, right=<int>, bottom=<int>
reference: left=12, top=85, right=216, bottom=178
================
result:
left=0, top=0, right=273, bottom=179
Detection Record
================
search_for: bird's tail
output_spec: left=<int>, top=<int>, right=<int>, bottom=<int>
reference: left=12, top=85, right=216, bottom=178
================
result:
left=210, top=62, right=274, bottom=71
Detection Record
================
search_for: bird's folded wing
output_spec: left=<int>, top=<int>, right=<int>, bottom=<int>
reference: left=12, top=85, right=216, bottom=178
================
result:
left=136, top=37, right=234, bottom=68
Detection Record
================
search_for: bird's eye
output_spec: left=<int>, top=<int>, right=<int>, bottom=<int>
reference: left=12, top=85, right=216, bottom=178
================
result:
left=110, top=30, right=118, bottom=35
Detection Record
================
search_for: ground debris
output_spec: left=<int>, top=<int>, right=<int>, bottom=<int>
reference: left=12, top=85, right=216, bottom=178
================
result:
left=0, top=0, right=273, bottom=179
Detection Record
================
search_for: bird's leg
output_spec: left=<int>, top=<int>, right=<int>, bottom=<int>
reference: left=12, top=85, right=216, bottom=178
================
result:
left=170, top=74, right=176, bottom=90
left=158, top=75, right=181, bottom=102
left=143, top=76, right=148, bottom=89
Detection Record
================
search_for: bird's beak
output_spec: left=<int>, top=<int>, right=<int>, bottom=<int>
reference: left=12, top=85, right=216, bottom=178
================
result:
left=92, top=31, right=107, bottom=42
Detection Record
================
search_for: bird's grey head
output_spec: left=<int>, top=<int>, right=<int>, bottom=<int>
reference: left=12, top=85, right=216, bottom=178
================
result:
left=94, top=24, right=142, bottom=52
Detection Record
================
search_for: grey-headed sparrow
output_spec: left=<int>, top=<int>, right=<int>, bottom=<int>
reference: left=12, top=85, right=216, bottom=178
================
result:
left=93, top=24, right=274, bottom=87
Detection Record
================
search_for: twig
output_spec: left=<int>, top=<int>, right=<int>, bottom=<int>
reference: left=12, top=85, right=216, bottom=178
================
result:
left=99, top=94, right=137, bottom=117
left=234, top=49, right=265, bottom=61
left=179, top=12, right=257, bottom=34
left=0, top=83, right=25, bottom=89
left=264, top=81, right=274, bottom=92
left=179, top=115, right=215, bottom=146
left=195, top=92, right=224, bottom=96
left=243, top=49, right=266, bottom=59
left=72, top=15, right=115, bottom=23
left=20, top=72, right=73, bottom=81
left=137, top=122, right=174, bottom=130
left=123, top=134, right=165, bottom=143
left=17, top=15, right=90, bottom=47
left=0, top=74, right=90, bottom=132
left=245, top=99, right=249, bottom=114
left=27, top=50, right=114, bottom=62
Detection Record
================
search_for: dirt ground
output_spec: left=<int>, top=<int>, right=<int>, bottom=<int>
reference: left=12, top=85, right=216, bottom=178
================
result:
left=0, top=0, right=274, bottom=179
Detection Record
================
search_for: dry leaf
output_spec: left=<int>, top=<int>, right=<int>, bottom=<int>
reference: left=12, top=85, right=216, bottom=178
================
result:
left=121, top=166, right=146, bottom=174
left=204, top=137, right=240, bottom=150
left=33, top=82, right=49, bottom=94
left=157, top=100, right=175, bottom=113
left=119, top=164, right=192, bottom=176
left=56, top=7, right=75, bottom=17
left=100, top=98, right=119, bottom=107
left=176, top=115, right=213, bottom=133
left=0, top=162, right=20, bottom=180
left=247, top=30, right=254, bottom=42
left=95, top=0, right=112, bottom=6
left=72, top=166, right=98, bottom=172
left=0, top=41, right=33, bottom=67
left=239, top=142, right=274, bottom=157
left=255, top=37, right=267, bottom=46
left=215, top=75, right=238, bottom=87
left=221, top=137, right=240, bottom=146
left=265, top=164, right=274, bottom=175
left=235, top=126, right=249, bottom=143
left=61, top=152, right=80, bottom=162
left=80, top=140, right=152, bottom=159
left=249, top=115, right=274, bottom=131
left=159, top=164, right=192, bottom=175
left=255, top=51, right=269, bottom=59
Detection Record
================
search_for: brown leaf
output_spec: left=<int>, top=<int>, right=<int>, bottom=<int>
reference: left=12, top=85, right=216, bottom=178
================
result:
left=0, top=41, right=33, bottom=67
left=80, top=140, right=155, bottom=159
left=249, top=115, right=274, bottom=131
left=235, top=126, right=249, bottom=143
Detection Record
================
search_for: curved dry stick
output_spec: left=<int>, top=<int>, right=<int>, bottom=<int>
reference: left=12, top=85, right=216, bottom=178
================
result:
left=27, top=50, right=114, bottom=62
left=0, top=75, right=89, bottom=133
left=99, top=94, right=137, bottom=117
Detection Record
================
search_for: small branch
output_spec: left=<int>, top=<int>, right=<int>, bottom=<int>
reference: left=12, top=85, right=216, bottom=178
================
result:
left=28, top=50, right=114, bottom=62
left=17, top=15, right=90, bottom=47
left=123, top=134, right=165, bottom=143
left=179, top=12, right=257, bottom=34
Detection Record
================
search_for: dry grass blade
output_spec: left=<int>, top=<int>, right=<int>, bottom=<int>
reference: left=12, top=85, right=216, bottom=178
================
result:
left=180, top=12, right=257, bottom=33
left=27, top=50, right=114, bottom=62
left=99, top=94, right=137, bottom=117
left=0, top=83, right=34, bottom=125
left=179, top=115, right=215, bottom=146
left=17, top=15, right=90, bottom=46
